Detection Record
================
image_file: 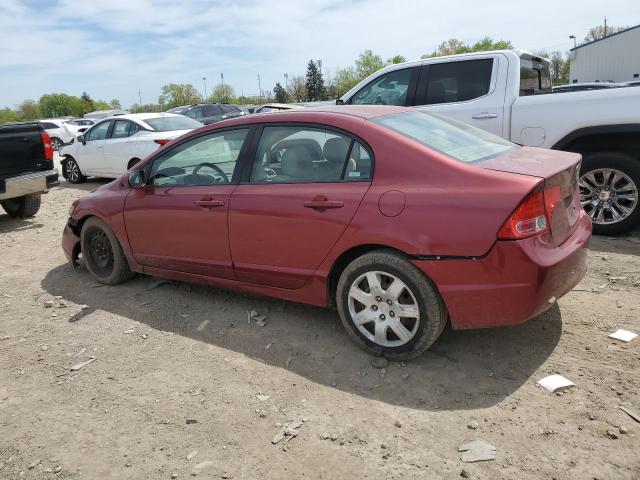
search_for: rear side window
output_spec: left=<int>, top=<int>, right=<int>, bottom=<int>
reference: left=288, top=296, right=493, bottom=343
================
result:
left=203, top=105, right=223, bottom=116
left=41, top=122, right=58, bottom=130
left=520, top=58, right=553, bottom=96
left=373, top=111, right=515, bottom=163
left=350, top=68, right=414, bottom=106
left=111, top=120, right=132, bottom=139
left=186, top=107, right=204, bottom=120
left=249, top=126, right=373, bottom=183
left=221, top=105, right=239, bottom=113
left=426, top=59, right=493, bottom=104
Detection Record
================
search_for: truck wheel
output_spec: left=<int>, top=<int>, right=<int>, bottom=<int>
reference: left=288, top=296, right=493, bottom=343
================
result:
left=579, top=152, right=640, bottom=235
left=336, top=250, right=447, bottom=360
left=80, top=217, right=134, bottom=285
left=1, top=194, right=41, bottom=218
left=63, top=157, right=86, bottom=184
left=50, top=137, right=63, bottom=151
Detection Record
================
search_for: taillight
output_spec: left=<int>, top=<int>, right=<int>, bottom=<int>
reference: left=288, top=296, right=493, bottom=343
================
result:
left=154, top=139, right=170, bottom=146
left=498, top=186, right=549, bottom=239
left=41, top=131, right=53, bottom=161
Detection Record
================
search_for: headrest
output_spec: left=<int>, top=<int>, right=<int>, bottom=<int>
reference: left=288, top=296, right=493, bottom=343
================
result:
left=281, top=146, right=313, bottom=179
left=323, top=137, right=350, bottom=164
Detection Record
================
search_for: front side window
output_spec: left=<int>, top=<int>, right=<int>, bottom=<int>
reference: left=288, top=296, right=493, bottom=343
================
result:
left=426, top=59, right=494, bottom=105
left=350, top=68, right=413, bottom=106
left=373, top=111, right=515, bottom=163
left=86, top=121, right=110, bottom=141
left=149, top=129, right=249, bottom=186
left=249, top=126, right=372, bottom=183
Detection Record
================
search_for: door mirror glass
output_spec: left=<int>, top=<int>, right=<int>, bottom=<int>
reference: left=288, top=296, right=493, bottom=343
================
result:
left=77, top=134, right=85, bottom=144
left=128, top=170, right=146, bottom=189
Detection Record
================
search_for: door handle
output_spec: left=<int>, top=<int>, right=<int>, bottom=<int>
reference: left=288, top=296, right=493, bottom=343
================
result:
left=194, top=199, right=225, bottom=208
left=472, top=112, right=498, bottom=119
left=304, top=200, right=344, bottom=210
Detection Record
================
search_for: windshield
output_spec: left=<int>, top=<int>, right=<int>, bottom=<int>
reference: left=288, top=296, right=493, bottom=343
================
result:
left=520, top=58, right=552, bottom=96
left=143, top=116, right=202, bottom=131
left=372, top=111, right=516, bottom=163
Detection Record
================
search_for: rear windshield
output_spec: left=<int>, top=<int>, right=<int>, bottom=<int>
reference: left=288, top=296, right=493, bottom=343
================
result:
left=143, top=116, right=202, bottom=131
left=372, top=111, right=516, bottom=163
left=520, top=58, right=552, bottom=96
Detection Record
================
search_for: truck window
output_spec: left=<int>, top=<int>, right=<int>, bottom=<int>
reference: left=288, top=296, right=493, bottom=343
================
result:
left=349, top=68, right=414, bottom=106
left=425, top=59, right=493, bottom=105
left=519, top=58, right=552, bottom=96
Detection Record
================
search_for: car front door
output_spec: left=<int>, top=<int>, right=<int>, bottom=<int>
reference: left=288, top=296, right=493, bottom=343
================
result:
left=79, top=121, right=111, bottom=175
left=415, top=55, right=506, bottom=136
left=228, top=125, right=373, bottom=289
left=103, top=120, right=140, bottom=175
left=123, top=127, right=251, bottom=279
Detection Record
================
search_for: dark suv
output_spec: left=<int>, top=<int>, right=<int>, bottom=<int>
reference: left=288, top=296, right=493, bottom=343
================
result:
left=167, top=104, right=245, bottom=125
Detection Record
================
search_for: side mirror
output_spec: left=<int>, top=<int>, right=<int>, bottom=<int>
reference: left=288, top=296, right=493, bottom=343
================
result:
left=335, top=99, right=344, bottom=105
left=77, top=134, right=85, bottom=144
left=128, top=170, right=146, bottom=189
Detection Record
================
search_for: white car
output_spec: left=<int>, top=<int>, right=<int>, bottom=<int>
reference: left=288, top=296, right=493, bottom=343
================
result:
left=339, top=49, right=640, bottom=235
left=39, top=119, right=76, bottom=151
left=59, top=113, right=202, bottom=183
left=64, top=118, right=96, bottom=135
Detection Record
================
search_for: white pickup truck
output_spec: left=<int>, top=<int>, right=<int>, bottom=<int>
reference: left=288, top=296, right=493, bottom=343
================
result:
left=338, top=49, right=640, bottom=235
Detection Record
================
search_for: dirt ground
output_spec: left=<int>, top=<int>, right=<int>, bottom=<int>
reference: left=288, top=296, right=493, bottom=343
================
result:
left=1, top=157, right=639, bottom=479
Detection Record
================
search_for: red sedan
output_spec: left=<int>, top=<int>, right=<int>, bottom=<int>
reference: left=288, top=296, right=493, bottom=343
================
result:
left=62, top=106, right=591, bottom=359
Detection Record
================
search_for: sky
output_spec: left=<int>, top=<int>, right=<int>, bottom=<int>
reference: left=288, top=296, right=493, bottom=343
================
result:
left=0, top=0, right=638, bottom=109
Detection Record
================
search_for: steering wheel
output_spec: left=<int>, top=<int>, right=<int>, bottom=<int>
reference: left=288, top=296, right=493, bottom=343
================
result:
left=192, top=162, right=229, bottom=183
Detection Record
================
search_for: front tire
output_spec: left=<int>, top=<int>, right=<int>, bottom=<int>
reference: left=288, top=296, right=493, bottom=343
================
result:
left=579, top=152, right=640, bottom=235
left=63, top=156, right=87, bottom=184
left=1, top=194, right=41, bottom=218
left=80, top=217, right=133, bottom=285
left=336, top=250, right=447, bottom=360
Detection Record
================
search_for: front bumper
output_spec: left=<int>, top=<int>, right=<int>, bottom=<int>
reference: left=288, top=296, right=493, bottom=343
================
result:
left=413, top=212, right=592, bottom=329
left=62, top=221, right=81, bottom=266
left=0, top=169, right=59, bottom=201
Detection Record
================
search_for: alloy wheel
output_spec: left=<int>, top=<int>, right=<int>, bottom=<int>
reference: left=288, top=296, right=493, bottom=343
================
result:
left=579, top=168, right=638, bottom=225
left=347, top=271, right=420, bottom=348
left=51, top=138, right=62, bottom=151
left=66, top=161, right=79, bottom=182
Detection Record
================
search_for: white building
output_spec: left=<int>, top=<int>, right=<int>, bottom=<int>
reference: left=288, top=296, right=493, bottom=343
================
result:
left=569, top=24, right=640, bottom=83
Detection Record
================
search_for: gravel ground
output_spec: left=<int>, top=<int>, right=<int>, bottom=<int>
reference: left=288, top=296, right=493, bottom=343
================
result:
left=1, top=160, right=639, bottom=479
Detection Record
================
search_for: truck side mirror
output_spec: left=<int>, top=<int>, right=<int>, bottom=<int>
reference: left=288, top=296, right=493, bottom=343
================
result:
left=77, top=134, right=85, bottom=145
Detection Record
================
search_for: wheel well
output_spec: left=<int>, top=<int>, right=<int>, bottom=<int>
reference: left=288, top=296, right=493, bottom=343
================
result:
left=326, top=244, right=409, bottom=306
left=555, top=130, right=640, bottom=160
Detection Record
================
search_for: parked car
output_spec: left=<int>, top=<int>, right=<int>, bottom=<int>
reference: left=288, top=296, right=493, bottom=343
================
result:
left=1, top=122, right=59, bottom=218
left=39, top=119, right=76, bottom=151
left=59, top=113, right=201, bottom=183
left=338, top=49, right=640, bottom=235
left=552, top=82, right=622, bottom=93
left=65, top=118, right=96, bottom=134
left=253, top=103, right=302, bottom=113
left=167, top=104, right=245, bottom=124
left=62, top=106, right=590, bottom=359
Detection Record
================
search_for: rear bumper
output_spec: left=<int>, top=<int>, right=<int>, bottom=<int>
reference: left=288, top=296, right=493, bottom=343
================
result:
left=62, top=221, right=81, bottom=265
left=413, top=212, right=592, bottom=329
left=0, top=169, right=59, bottom=200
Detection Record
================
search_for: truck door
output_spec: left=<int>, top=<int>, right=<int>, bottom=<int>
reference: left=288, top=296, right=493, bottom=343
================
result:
left=415, top=55, right=506, bottom=137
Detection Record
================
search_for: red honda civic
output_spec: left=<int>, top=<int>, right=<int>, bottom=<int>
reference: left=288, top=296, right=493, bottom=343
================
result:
left=62, top=106, right=591, bottom=359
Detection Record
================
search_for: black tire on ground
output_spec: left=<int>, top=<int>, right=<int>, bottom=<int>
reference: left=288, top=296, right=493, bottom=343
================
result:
left=336, top=250, right=448, bottom=360
left=50, top=137, right=63, bottom=151
left=1, top=194, right=42, bottom=218
left=80, top=217, right=134, bottom=285
left=580, top=152, right=640, bottom=235
left=127, top=158, right=141, bottom=170
left=62, top=156, right=87, bottom=184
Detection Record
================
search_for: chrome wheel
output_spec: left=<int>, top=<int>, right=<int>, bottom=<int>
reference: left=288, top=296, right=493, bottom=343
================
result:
left=347, top=271, right=420, bottom=348
left=579, top=168, right=638, bottom=225
left=51, top=138, right=62, bottom=151
left=66, top=160, right=80, bottom=182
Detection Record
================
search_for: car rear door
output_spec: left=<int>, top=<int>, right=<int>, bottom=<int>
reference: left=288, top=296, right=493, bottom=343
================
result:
left=228, top=124, right=373, bottom=289
left=102, top=120, right=139, bottom=175
left=415, top=54, right=506, bottom=136
left=123, top=127, right=252, bottom=279
left=78, top=120, right=111, bottom=175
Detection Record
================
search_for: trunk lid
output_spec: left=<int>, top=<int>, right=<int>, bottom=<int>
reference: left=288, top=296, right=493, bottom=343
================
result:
left=478, top=147, right=582, bottom=245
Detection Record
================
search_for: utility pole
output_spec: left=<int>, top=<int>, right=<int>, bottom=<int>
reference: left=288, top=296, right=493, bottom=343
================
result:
left=284, top=73, right=288, bottom=90
left=138, top=90, right=142, bottom=105
left=220, top=73, right=225, bottom=103
left=202, top=77, right=207, bottom=99
left=569, top=35, right=576, bottom=48
left=604, top=16, right=607, bottom=37
left=257, top=73, right=262, bottom=98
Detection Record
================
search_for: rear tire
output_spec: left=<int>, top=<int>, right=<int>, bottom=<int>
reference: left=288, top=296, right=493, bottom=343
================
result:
left=1, top=194, right=41, bottom=218
left=50, top=137, right=63, bottom=151
left=80, top=217, right=133, bottom=285
left=63, top=156, right=87, bottom=184
left=336, top=250, right=447, bottom=360
left=580, top=152, right=640, bottom=235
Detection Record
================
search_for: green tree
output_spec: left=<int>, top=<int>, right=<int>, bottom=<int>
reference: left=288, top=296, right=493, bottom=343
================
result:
left=110, top=99, right=122, bottom=109
left=159, top=84, right=203, bottom=109
left=355, top=50, right=386, bottom=79
left=17, top=100, right=40, bottom=120
left=129, top=103, right=163, bottom=113
left=207, top=84, right=235, bottom=104
left=387, top=55, right=407, bottom=64
left=584, top=24, right=626, bottom=42
left=39, top=93, right=80, bottom=117
left=305, top=60, right=327, bottom=101
left=273, top=82, right=288, bottom=103
left=80, top=91, right=95, bottom=113
left=287, top=76, right=307, bottom=102
left=422, top=37, right=512, bottom=58
left=333, top=67, right=359, bottom=97
left=0, top=108, right=19, bottom=123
